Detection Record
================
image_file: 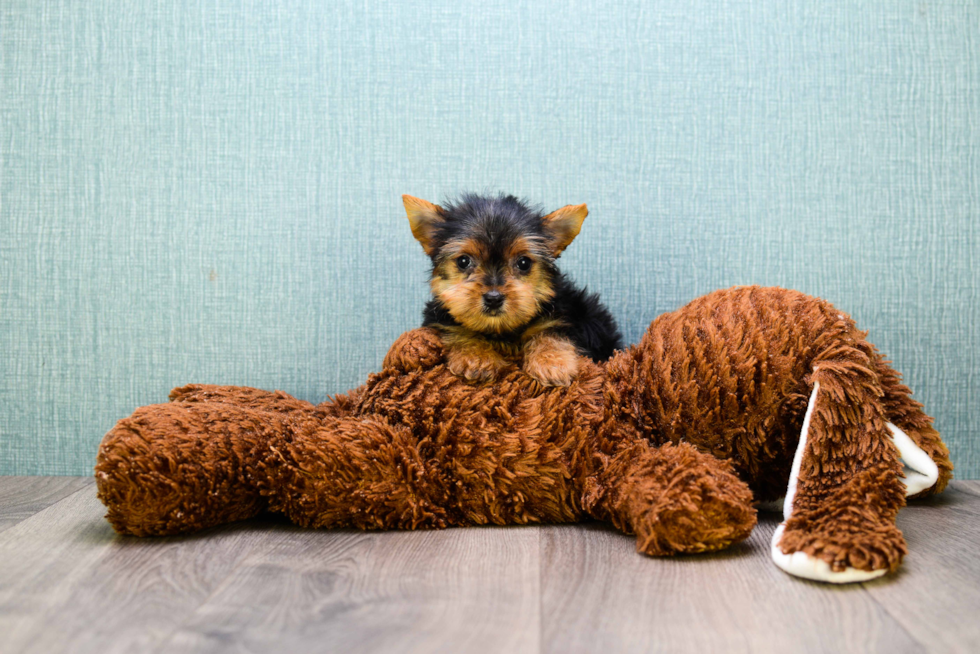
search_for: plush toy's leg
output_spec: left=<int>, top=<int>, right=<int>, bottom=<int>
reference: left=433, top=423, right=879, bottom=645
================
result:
left=96, top=397, right=296, bottom=536
left=771, top=355, right=909, bottom=583
left=588, top=441, right=757, bottom=556
left=262, top=415, right=454, bottom=531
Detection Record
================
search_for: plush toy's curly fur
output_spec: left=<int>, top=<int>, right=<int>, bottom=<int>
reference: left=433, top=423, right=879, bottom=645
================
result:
left=95, top=286, right=952, bottom=580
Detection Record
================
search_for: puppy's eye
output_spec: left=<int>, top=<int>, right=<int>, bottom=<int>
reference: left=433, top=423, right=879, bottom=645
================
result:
left=455, top=255, right=472, bottom=271
left=515, top=256, right=532, bottom=272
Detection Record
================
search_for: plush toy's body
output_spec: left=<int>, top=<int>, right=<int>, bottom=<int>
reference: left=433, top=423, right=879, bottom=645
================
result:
left=96, top=286, right=952, bottom=583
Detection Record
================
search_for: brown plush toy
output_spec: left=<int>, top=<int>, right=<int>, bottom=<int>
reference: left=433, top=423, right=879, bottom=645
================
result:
left=95, top=286, right=952, bottom=583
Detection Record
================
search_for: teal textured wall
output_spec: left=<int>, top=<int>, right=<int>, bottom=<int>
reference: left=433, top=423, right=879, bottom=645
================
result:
left=1, top=1, right=977, bottom=476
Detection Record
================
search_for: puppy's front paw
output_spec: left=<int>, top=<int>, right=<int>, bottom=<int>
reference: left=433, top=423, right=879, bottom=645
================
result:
left=523, top=336, right=581, bottom=387
left=447, top=347, right=508, bottom=383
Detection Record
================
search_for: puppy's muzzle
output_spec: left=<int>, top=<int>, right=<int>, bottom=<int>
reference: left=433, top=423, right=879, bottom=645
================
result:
left=482, top=290, right=504, bottom=313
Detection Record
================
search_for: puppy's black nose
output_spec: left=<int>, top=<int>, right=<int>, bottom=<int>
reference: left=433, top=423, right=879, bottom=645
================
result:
left=483, top=290, right=504, bottom=311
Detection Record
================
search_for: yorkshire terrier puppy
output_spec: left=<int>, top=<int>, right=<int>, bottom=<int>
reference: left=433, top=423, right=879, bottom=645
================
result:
left=401, top=192, right=622, bottom=386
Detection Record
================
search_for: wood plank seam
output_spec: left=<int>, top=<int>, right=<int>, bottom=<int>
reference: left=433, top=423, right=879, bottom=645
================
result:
left=857, top=585, right=928, bottom=652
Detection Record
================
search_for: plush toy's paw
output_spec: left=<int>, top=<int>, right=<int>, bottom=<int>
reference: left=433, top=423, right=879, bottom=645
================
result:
left=634, top=491, right=757, bottom=556
left=772, top=458, right=908, bottom=584
left=770, top=518, right=905, bottom=583
left=383, top=327, right=444, bottom=372
left=446, top=345, right=509, bottom=383
left=631, top=460, right=757, bottom=556
left=598, top=442, right=757, bottom=556
left=522, top=335, right=581, bottom=387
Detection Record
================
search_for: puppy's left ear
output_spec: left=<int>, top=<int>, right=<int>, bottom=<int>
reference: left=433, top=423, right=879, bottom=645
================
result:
left=541, top=204, right=588, bottom=257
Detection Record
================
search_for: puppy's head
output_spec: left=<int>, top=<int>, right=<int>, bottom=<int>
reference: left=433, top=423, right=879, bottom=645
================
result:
left=402, top=193, right=587, bottom=334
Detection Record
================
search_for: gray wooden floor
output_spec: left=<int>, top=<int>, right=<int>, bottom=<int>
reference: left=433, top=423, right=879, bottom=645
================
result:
left=1, top=478, right=978, bottom=654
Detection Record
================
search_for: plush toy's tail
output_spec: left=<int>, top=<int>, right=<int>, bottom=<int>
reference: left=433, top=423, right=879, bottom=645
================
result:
left=95, top=384, right=320, bottom=536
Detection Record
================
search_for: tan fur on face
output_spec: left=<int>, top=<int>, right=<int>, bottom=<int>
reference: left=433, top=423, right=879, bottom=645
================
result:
left=431, top=237, right=555, bottom=335
left=504, top=234, right=551, bottom=264
left=522, top=334, right=581, bottom=387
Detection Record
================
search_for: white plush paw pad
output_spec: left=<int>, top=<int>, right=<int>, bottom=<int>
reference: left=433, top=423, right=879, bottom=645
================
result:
left=770, top=524, right=887, bottom=584
left=887, top=422, right=939, bottom=496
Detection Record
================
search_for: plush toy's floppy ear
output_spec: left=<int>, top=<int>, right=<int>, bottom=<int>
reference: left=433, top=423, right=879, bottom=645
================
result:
left=402, top=195, right=445, bottom=256
left=541, top=204, right=588, bottom=257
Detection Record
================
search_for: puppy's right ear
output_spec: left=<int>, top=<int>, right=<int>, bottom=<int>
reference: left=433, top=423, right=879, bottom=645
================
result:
left=541, top=203, right=588, bottom=257
left=402, top=195, right=445, bottom=256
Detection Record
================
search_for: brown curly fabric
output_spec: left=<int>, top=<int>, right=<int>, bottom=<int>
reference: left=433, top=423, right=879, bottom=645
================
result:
left=95, top=286, right=952, bottom=572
